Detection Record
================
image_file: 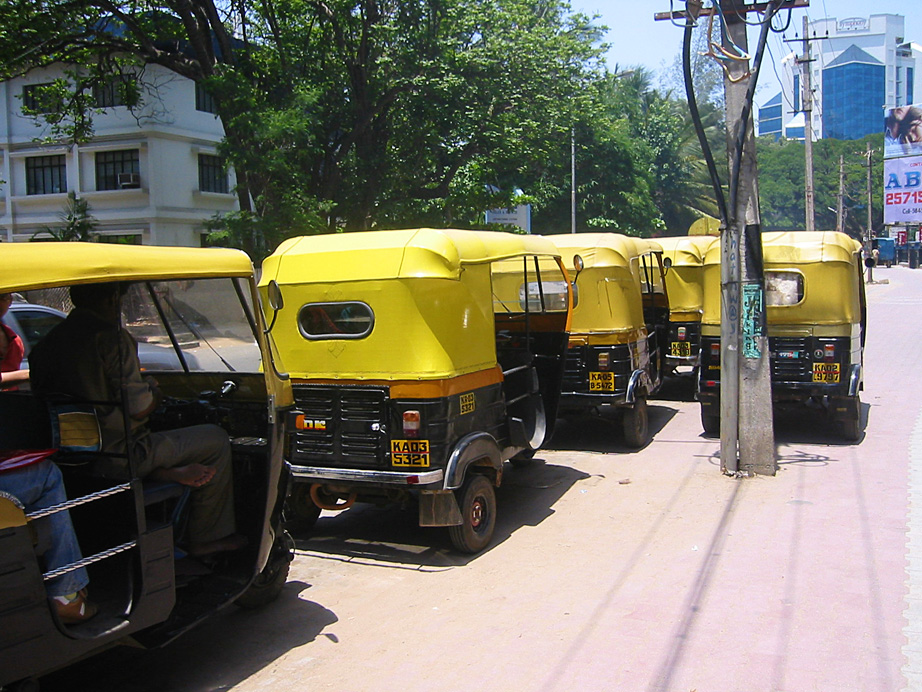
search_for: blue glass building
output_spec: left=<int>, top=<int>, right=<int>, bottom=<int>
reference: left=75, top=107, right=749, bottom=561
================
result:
left=822, top=46, right=885, bottom=140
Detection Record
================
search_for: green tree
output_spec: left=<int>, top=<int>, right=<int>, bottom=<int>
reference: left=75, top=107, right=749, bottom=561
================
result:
left=37, top=191, right=98, bottom=242
left=0, top=0, right=603, bottom=253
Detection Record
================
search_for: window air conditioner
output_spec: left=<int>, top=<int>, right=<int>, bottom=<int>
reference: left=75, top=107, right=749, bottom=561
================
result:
left=117, top=172, right=141, bottom=189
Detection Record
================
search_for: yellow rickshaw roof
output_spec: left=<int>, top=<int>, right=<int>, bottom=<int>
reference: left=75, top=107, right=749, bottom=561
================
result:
left=703, top=231, right=862, bottom=265
left=547, top=233, right=662, bottom=270
left=0, top=243, right=254, bottom=293
left=261, top=229, right=562, bottom=284
left=655, top=235, right=717, bottom=266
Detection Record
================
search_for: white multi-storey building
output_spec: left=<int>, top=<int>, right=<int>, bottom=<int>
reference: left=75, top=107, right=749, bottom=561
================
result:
left=758, top=13, right=922, bottom=141
left=0, top=63, right=237, bottom=246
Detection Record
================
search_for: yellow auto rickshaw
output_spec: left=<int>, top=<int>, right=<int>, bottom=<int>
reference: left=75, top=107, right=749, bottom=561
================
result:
left=0, top=243, right=294, bottom=689
left=697, top=231, right=866, bottom=439
left=547, top=233, right=669, bottom=448
left=655, top=234, right=716, bottom=378
left=259, top=228, right=572, bottom=553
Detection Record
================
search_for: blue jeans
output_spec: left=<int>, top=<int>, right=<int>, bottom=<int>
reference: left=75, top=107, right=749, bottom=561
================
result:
left=0, top=460, right=89, bottom=598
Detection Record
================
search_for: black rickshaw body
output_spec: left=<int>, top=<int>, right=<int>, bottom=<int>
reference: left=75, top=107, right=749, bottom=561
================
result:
left=697, top=231, right=866, bottom=439
left=547, top=233, right=670, bottom=449
left=0, top=243, right=294, bottom=687
left=259, top=229, right=572, bottom=553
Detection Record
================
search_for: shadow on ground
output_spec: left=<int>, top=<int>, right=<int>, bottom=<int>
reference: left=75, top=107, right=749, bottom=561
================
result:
left=293, top=461, right=591, bottom=568
left=548, top=403, right=678, bottom=454
left=39, top=581, right=335, bottom=692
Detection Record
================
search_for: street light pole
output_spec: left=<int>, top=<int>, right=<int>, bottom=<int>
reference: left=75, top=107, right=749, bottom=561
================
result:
left=571, top=128, right=576, bottom=234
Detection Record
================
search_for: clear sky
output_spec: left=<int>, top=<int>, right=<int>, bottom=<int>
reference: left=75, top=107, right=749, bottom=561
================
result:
left=570, top=1, right=920, bottom=106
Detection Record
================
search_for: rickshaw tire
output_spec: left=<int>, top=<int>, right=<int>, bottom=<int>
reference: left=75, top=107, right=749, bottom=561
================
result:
left=5, top=678, right=40, bottom=692
left=701, top=408, right=720, bottom=435
left=448, top=473, right=496, bottom=554
left=284, top=483, right=322, bottom=532
left=235, top=531, right=294, bottom=609
left=622, top=397, right=649, bottom=449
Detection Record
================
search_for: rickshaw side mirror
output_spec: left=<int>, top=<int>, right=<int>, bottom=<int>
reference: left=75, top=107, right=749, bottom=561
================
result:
left=267, top=280, right=284, bottom=311
left=864, top=257, right=875, bottom=268
left=264, top=280, right=284, bottom=333
left=570, top=254, right=584, bottom=307
left=663, top=256, right=673, bottom=271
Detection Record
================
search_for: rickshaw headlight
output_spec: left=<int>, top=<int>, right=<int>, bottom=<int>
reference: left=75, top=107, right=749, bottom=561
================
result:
left=598, top=352, right=610, bottom=370
left=403, top=410, right=421, bottom=438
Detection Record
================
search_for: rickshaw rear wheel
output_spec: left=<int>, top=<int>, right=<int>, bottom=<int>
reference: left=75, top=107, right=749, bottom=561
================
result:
left=235, top=530, right=294, bottom=609
left=622, top=397, right=649, bottom=449
left=285, top=483, right=322, bottom=531
left=701, top=408, right=720, bottom=435
left=5, top=678, right=40, bottom=692
left=448, top=473, right=496, bottom=554
left=834, top=395, right=862, bottom=441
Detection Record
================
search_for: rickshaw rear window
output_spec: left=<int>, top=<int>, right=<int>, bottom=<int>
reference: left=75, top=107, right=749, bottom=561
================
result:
left=519, top=281, right=570, bottom=311
left=765, top=271, right=804, bottom=306
left=298, top=302, right=374, bottom=339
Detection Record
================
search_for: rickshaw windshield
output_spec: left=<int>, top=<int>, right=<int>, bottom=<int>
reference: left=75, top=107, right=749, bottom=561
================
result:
left=24, top=278, right=262, bottom=373
left=491, top=256, right=570, bottom=314
left=125, top=279, right=261, bottom=372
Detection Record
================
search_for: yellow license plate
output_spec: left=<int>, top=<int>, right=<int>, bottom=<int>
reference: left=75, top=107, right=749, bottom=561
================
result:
left=589, top=371, right=615, bottom=392
left=390, top=439, right=430, bottom=467
left=812, top=362, right=840, bottom=383
left=670, top=341, right=692, bottom=357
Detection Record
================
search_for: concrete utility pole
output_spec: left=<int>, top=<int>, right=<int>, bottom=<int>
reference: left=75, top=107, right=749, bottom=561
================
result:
left=719, top=0, right=776, bottom=476
left=799, top=15, right=815, bottom=232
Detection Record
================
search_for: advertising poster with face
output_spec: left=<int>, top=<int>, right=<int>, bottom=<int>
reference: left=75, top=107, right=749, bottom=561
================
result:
left=885, top=104, right=922, bottom=159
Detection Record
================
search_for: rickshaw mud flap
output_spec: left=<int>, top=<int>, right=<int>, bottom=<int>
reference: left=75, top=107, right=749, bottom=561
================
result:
left=418, top=490, right=463, bottom=527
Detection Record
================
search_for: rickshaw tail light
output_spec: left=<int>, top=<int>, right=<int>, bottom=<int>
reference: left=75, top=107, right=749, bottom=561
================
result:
left=678, top=327, right=686, bottom=341
left=598, top=352, right=610, bottom=370
left=824, top=344, right=835, bottom=362
left=710, top=343, right=720, bottom=356
left=403, top=410, right=421, bottom=438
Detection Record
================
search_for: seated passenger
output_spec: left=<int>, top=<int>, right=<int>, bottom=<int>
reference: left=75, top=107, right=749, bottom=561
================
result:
left=0, top=453, right=97, bottom=623
left=29, top=283, right=245, bottom=557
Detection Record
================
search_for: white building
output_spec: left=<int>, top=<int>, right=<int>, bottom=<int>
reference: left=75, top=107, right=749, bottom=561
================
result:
left=758, top=13, right=922, bottom=141
left=0, top=63, right=237, bottom=246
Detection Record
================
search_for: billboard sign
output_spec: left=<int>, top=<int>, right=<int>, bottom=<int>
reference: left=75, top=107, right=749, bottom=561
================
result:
left=485, top=205, right=531, bottom=233
left=884, top=104, right=922, bottom=159
left=884, top=155, right=922, bottom=224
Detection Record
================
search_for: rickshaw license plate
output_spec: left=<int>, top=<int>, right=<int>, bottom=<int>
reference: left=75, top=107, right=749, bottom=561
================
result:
left=812, top=363, right=840, bottom=383
left=589, top=371, right=615, bottom=392
left=391, top=439, right=430, bottom=467
left=670, top=341, right=691, bottom=357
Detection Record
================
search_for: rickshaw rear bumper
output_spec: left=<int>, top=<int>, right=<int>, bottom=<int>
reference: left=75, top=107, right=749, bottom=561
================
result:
left=289, top=464, right=445, bottom=488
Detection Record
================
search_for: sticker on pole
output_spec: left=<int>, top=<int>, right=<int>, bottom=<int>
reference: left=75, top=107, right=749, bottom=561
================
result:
left=742, top=283, right=764, bottom=359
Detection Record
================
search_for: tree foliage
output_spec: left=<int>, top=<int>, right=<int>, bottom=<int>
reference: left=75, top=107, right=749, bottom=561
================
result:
left=756, top=134, right=884, bottom=236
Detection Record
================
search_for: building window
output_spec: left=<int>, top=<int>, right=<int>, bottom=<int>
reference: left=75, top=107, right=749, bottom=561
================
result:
left=793, top=74, right=800, bottom=114
left=822, top=62, right=885, bottom=140
left=96, top=234, right=142, bottom=245
left=95, top=150, right=140, bottom=191
left=93, top=77, right=132, bottom=108
left=25, top=155, right=66, bottom=195
left=198, top=154, right=228, bottom=193
left=22, top=83, right=61, bottom=114
left=909, top=68, right=915, bottom=105
left=195, top=83, right=217, bottom=114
